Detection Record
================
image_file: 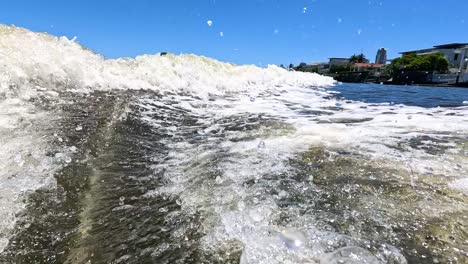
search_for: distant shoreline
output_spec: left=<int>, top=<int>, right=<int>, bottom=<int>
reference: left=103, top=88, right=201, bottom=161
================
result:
left=333, top=80, right=468, bottom=89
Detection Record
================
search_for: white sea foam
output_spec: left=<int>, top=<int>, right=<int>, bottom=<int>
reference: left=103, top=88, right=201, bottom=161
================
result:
left=0, top=25, right=334, bottom=99
left=449, top=178, right=468, bottom=193
left=0, top=99, right=59, bottom=252
left=140, top=86, right=468, bottom=263
left=0, top=24, right=334, bottom=254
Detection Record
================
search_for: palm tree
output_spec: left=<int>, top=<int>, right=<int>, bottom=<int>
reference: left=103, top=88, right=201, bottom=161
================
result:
left=349, top=53, right=369, bottom=64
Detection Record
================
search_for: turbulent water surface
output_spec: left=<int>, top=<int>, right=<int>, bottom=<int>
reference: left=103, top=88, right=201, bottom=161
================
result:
left=1, top=25, right=468, bottom=264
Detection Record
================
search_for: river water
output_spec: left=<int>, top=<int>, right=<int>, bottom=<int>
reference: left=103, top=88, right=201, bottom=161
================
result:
left=1, top=25, right=468, bottom=264
left=331, top=83, right=468, bottom=108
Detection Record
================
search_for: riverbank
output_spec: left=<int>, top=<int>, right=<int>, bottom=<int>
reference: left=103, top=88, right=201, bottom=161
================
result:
left=330, top=71, right=468, bottom=88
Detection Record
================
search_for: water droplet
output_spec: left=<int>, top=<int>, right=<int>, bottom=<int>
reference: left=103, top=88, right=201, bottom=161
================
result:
left=278, top=229, right=307, bottom=250
left=75, top=125, right=83, bottom=131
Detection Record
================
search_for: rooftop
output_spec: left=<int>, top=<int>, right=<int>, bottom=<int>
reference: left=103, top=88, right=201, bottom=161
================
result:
left=434, top=43, right=468, bottom=49
left=400, top=43, right=468, bottom=54
left=353, top=63, right=385, bottom=68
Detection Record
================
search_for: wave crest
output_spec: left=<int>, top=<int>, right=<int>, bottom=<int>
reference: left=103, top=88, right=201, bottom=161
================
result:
left=0, top=25, right=335, bottom=99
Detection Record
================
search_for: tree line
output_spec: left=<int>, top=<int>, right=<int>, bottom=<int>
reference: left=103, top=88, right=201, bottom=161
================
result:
left=281, top=52, right=449, bottom=75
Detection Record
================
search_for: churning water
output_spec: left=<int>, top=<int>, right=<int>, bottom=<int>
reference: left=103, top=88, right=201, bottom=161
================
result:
left=0, top=25, right=467, bottom=264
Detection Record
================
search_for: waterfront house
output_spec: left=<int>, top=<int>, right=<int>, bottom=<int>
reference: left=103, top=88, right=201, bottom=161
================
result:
left=328, top=58, right=350, bottom=67
left=400, top=43, right=468, bottom=73
left=309, top=62, right=330, bottom=74
left=351, top=63, right=385, bottom=74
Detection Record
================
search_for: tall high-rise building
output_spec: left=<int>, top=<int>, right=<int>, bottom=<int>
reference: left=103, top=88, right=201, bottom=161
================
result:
left=375, top=48, right=387, bottom=64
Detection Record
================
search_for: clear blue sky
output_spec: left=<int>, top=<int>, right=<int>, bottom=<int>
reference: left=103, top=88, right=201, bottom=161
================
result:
left=1, top=0, right=467, bottom=66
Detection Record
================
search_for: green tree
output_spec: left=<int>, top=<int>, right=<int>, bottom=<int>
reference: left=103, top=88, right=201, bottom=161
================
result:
left=294, top=63, right=320, bottom=73
left=349, top=53, right=369, bottom=64
left=294, top=62, right=307, bottom=71
left=387, top=53, right=449, bottom=74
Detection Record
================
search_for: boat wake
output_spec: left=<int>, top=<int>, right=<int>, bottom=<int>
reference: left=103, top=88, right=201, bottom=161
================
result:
left=0, top=25, right=467, bottom=263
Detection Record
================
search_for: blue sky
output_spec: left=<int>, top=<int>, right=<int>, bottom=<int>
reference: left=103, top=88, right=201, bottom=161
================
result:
left=2, top=0, right=467, bottom=66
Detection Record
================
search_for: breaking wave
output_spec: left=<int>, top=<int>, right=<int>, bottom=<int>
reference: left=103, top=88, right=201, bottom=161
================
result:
left=0, top=24, right=334, bottom=99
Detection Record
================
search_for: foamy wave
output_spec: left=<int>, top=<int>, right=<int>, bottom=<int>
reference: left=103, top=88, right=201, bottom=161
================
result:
left=0, top=25, right=335, bottom=99
left=1, top=24, right=467, bottom=263
left=0, top=24, right=334, bottom=254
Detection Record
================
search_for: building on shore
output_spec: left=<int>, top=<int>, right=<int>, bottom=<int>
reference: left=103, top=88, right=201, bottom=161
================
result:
left=375, top=48, right=387, bottom=65
left=400, top=43, right=468, bottom=73
left=398, top=43, right=468, bottom=85
left=328, top=58, right=350, bottom=67
left=351, top=63, right=385, bottom=73
left=308, top=62, right=330, bottom=74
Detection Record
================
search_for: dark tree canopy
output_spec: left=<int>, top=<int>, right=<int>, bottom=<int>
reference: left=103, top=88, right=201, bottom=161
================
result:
left=294, top=62, right=319, bottom=73
left=349, top=53, right=369, bottom=64
left=388, top=53, right=449, bottom=73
